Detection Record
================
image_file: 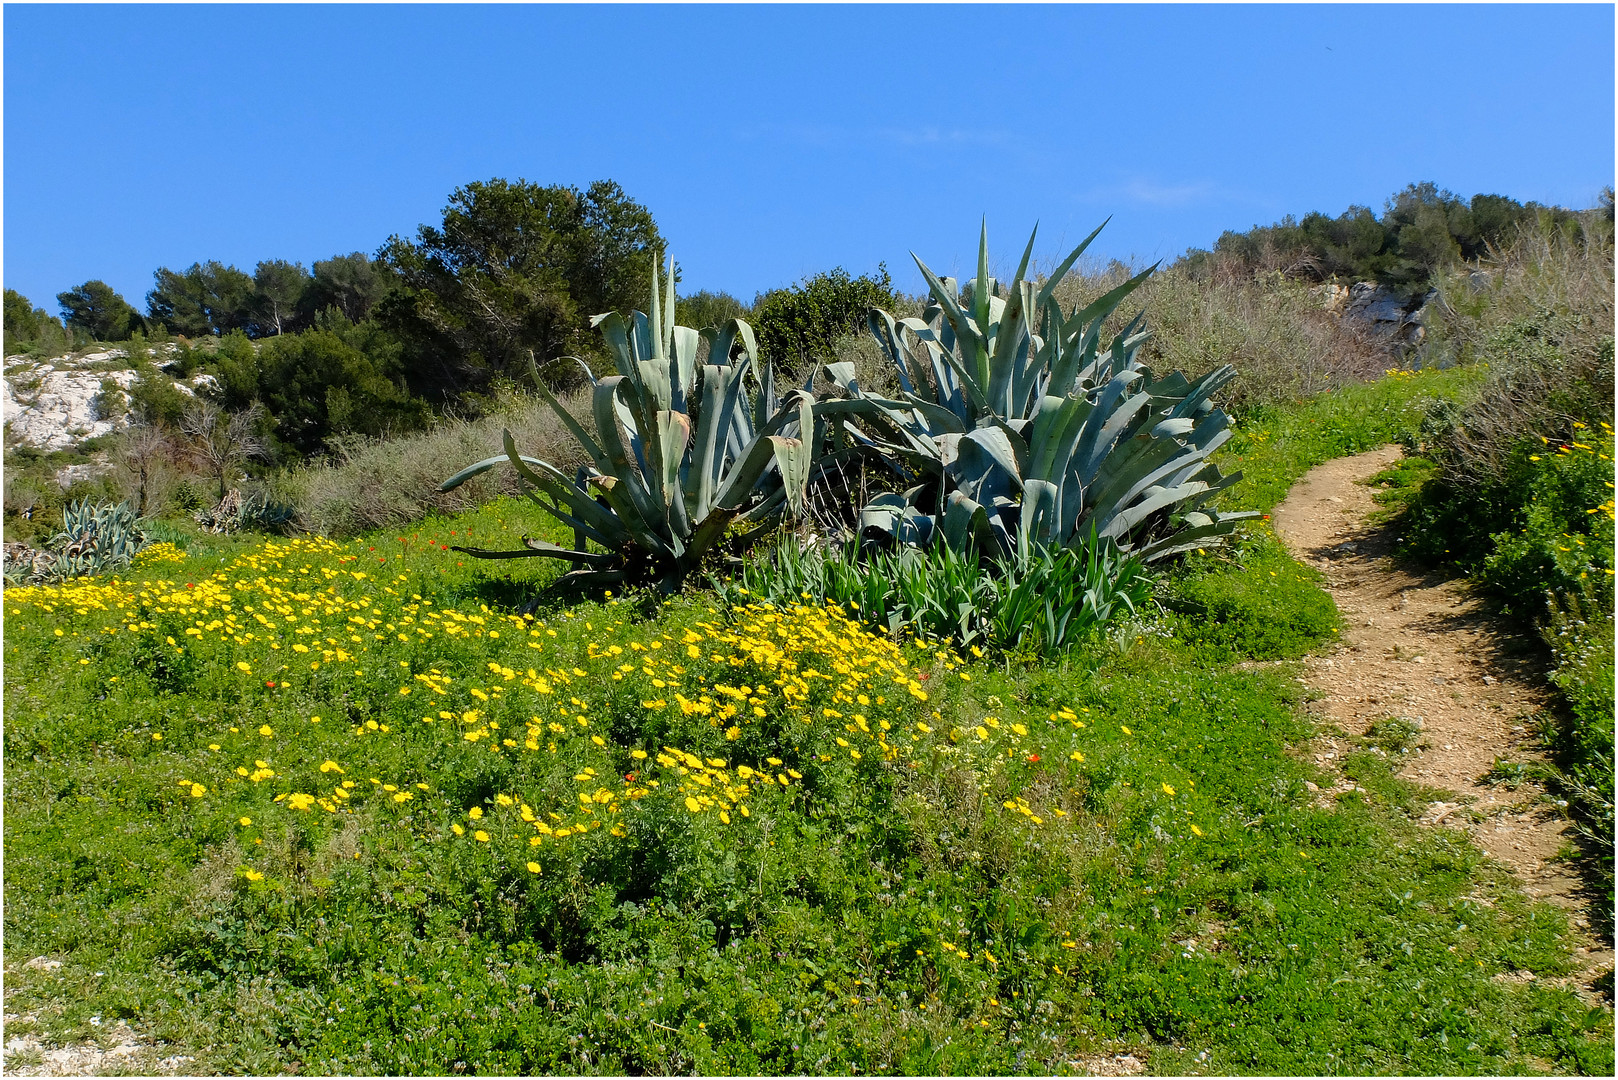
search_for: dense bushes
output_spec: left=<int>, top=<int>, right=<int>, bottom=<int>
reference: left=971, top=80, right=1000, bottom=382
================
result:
left=748, top=265, right=899, bottom=373
left=212, top=316, right=432, bottom=456
left=1388, top=216, right=1615, bottom=903
left=1185, top=181, right=1604, bottom=295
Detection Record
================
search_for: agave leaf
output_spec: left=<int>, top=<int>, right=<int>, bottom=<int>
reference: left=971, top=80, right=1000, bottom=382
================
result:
left=911, top=254, right=985, bottom=378
left=939, top=491, right=991, bottom=552
left=1018, top=478, right=1060, bottom=559
left=1033, top=217, right=1109, bottom=315
left=593, top=312, right=635, bottom=376
left=690, top=363, right=742, bottom=519
left=1169, top=364, right=1237, bottom=420
left=663, top=255, right=678, bottom=359
left=450, top=538, right=619, bottom=567
left=526, top=354, right=611, bottom=473
left=823, top=360, right=859, bottom=394
left=648, top=255, right=665, bottom=361
left=670, top=327, right=702, bottom=407
left=440, top=452, right=552, bottom=493
left=1073, top=378, right=1148, bottom=483
left=867, top=308, right=919, bottom=396
left=771, top=437, right=811, bottom=517
left=657, top=410, right=693, bottom=538
left=591, top=378, right=669, bottom=541
left=1095, top=481, right=1210, bottom=541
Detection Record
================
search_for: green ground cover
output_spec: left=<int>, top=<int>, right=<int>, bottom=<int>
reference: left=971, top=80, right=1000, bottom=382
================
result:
left=3, top=366, right=1611, bottom=1075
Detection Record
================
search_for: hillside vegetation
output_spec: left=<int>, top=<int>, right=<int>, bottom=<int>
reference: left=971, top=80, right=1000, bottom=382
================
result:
left=5, top=361, right=1611, bottom=1074
left=4, top=185, right=1613, bottom=1075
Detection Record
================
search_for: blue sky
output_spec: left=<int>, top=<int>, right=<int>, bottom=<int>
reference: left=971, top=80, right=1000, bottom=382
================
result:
left=5, top=4, right=1613, bottom=313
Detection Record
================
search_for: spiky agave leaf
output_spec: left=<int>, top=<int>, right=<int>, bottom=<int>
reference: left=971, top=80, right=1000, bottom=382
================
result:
left=441, top=254, right=829, bottom=591
left=855, top=221, right=1255, bottom=560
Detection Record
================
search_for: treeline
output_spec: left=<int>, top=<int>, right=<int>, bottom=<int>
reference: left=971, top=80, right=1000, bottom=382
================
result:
left=1185, top=181, right=1614, bottom=294
left=4, top=176, right=897, bottom=463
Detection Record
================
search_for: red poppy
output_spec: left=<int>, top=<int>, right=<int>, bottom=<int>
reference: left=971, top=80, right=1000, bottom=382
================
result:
left=1027, top=754, right=1040, bottom=762
left=624, top=772, right=638, bottom=782
left=265, top=681, right=276, bottom=688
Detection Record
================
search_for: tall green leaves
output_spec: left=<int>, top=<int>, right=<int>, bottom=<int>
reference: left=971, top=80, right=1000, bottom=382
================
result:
left=440, top=257, right=818, bottom=592
left=716, top=534, right=1153, bottom=658
left=852, top=222, right=1255, bottom=561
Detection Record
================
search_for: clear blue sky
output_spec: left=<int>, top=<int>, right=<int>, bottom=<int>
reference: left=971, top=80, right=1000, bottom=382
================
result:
left=5, top=3, right=1613, bottom=313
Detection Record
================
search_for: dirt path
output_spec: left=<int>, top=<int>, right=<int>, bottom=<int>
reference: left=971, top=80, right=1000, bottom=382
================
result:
left=1271, top=446, right=1612, bottom=1000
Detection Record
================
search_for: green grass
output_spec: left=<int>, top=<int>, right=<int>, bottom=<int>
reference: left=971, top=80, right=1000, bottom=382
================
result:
left=4, top=367, right=1612, bottom=1076
left=1218, top=365, right=1487, bottom=514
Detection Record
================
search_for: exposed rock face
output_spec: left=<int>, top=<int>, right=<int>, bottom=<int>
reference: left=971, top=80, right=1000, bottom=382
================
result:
left=3, top=361, right=137, bottom=450
left=1315, top=281, right=1434, bottom=347
left=3, top=349, right=209, bottom=452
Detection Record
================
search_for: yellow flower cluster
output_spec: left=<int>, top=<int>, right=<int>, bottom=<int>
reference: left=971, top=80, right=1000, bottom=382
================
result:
left=11, top=531, right=1212, bottom=884
left=132, top=542, right=188, bottom=567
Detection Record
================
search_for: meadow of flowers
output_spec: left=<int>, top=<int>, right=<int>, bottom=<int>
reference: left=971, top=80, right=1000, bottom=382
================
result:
left=2, top=530, right=1170, bottom=890
left=4, top=492, right=1611, bottom=1075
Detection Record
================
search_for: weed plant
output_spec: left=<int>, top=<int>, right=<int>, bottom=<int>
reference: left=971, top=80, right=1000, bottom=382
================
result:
left=714, top=537, right=1152, bottom=660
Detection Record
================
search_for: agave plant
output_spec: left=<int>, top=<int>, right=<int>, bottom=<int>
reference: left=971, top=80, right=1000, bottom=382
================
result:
left=441, top=258, right=819, bottom=592
left=12, top=498, right=153, bottom=583
left=839, top=221, right=1255, bottom=560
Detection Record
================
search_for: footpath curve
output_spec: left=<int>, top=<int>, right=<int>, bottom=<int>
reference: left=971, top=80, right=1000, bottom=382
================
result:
left=1271, top=446, right=1612, bottom=1003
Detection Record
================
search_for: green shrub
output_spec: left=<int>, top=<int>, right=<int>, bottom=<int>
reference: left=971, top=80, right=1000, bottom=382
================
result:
left=1541, top=587, right=1615, bottom=914
left=750, top=266, right=898, bottom=373
left=1402, top=431, right=1614, bottom=616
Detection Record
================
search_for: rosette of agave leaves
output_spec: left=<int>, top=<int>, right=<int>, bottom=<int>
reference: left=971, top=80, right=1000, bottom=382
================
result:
left=440, top=257, right=824, bottom=593
left=828, top=220, right=1257, bottom=561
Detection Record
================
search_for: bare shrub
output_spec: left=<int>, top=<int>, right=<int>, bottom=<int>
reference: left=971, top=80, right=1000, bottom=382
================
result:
left=282, top=387, right=594, bottom=537
left=1049, top=262, right=1391, bottom=411
left=180, top=401, right=270, bottom=501
left=1428, top=213, right=1615, bottom=371
left=1420, top=216, right=1614, bottom=483
left=113, top=422, right=180, bottom=518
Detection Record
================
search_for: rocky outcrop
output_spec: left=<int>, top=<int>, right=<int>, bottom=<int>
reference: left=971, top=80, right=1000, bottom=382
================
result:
left=3, top=349, right=210, bottom=452
left=1315, top=281, right=1434, bottom=348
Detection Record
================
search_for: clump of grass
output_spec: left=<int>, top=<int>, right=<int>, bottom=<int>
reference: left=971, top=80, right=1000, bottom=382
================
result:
left=276, top=387, right=594, bottom=538
left=715, top=535, right=1153, bottom=659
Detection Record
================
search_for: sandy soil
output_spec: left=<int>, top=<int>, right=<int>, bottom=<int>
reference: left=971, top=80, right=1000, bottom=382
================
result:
left=1271, top=445, right=1613, bottom=1002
